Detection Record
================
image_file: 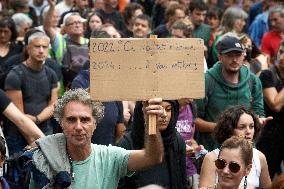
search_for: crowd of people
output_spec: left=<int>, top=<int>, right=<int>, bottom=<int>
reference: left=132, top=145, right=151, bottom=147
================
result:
left=0, top=0, right=284, bottom=188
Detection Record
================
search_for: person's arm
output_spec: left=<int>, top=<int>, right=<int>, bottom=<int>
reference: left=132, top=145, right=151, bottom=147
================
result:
left=5, top=90, right=24, bottom=112
left=122, top=101, right=131, bottom=124
left=44, top=0, right=57, bottom=41
left=261, top=34, right=273, bottom=65
left=128, top=101, right=136, bottom=115
left=115, top=101, right=127, bottom=144
left=3, top=103, right=45, bottom=145
left=28, top=87, right=58, bottom=124
left=195, top=117, right=216, bottom=132
left=199, top=152, right=217, bottom=188
left=258, top=150, right=272, bottom=188
left=127, top=98, right=164, bottom=172
left=115, top=123, right=126, bottom=144
left=263, top=87, right=284, bottom=112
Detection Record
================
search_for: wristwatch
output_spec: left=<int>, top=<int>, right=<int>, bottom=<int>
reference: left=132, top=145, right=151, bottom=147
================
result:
left=35, top=116, right=41, bottom=125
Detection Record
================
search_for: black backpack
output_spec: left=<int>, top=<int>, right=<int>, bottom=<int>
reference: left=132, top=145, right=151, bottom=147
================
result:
left=3, top=152, right=32, bottom=189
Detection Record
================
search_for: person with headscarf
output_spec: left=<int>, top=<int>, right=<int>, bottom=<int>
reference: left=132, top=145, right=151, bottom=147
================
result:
left=118, top=100, right=187, bottom=189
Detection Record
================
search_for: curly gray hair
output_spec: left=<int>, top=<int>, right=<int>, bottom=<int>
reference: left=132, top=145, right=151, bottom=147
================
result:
left=53, top=88, right=104, bottom=124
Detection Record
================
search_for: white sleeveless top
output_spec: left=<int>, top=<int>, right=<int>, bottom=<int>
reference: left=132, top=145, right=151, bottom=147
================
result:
left=213, top=148, right=261, bottom=187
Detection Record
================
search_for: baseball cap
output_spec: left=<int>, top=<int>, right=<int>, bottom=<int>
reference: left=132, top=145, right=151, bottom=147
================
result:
left=216, top=36, right=244, bottom=54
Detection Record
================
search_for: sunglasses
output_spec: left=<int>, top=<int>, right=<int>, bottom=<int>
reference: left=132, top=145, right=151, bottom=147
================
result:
left=215, top=158, right=241, bottom=173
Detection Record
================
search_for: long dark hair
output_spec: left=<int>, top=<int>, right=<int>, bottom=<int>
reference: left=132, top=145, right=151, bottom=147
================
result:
left=0, top=17, right=18, bottom=42
left=84, top=12, right=104, bottom=38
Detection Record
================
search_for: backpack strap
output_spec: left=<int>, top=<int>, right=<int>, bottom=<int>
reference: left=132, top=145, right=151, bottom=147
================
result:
left=43, top=65, right=53, bottom=85
left=13, top=64, right=26, bottom=85
left=205, top=74, right=216, bottom=108
left=248, top=73, right=255, bottom=107
left=206, top=72, right=256, bottom=108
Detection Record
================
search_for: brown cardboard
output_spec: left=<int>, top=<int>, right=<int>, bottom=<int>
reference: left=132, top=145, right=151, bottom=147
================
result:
left=89, top=38, right=205, bottom=101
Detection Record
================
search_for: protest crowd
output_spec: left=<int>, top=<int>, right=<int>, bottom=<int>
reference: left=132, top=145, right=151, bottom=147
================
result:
left=0, top=0, right=284, bottom=188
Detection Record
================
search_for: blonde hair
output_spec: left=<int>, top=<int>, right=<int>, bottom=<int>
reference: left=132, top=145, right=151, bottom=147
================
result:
left=220, top=136, right=253, bottom=166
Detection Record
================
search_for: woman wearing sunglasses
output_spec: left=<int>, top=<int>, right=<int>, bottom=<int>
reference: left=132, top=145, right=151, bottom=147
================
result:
left=201, top=136, right=253, bottom=189
left=199, top=105, right=271, bottom=189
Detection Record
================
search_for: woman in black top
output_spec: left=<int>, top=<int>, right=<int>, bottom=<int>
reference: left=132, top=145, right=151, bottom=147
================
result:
left=118, top=100, right=187, bottom=189
left=0, top=17, right=23, bottom=65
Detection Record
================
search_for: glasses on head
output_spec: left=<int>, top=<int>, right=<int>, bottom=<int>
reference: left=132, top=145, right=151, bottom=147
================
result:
left=215, top=158, right=241, bottom=173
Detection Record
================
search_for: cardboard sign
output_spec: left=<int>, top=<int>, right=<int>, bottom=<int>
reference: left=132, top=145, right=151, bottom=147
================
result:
left=89, top=38, right=205, bottom=101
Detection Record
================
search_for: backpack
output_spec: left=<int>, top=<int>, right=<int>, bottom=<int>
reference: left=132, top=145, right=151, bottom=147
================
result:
left=3, top=152, right=32, bottom=189
left=61, top=40, right=89, bottom=89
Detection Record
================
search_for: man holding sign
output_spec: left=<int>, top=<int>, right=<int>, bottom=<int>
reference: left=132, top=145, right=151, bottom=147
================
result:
left=29, top=89, right=165, bottom=189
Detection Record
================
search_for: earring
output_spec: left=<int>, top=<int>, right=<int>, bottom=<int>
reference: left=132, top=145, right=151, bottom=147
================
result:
left=244, top=176, right=247, bottom=189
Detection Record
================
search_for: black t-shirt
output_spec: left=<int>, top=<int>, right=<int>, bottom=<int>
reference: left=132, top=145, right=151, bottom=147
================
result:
left=4, top=53, right=62, bottom=81
left=92, top=101, right=124, bottom=145
left=259, top=67, right=284, bottom=122
left=5, top=64, right=57, bottom=116
left=5, top=63, right=57, bottom=135
left=0, top=42, right=23, bottom=65
left=151, top=4, right=165, bottom=29
left=152, top=24, right=170, bottom=38
left=0, top=89, right=10, bottom=113
left=4, top=63, right=58, bottom=155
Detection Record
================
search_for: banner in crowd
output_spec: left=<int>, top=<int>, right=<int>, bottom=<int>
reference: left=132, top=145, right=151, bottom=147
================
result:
left=89, top=38, right=205, bottom=101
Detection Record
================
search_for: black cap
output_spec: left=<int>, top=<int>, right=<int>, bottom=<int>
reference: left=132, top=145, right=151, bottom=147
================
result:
left=216, top=36, right=244, bottom=54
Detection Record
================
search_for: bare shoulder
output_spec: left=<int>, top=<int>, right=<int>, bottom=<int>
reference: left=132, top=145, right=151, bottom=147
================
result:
left=199, top=151, right=218, bottom=187
left=256, top=149, right=268, bottom=164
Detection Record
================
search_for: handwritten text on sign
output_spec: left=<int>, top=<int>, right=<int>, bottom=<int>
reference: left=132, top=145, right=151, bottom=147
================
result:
left=90, top=38, right=205, bottom=101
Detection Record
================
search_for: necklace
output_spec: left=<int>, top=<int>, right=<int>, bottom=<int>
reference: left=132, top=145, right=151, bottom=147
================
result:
left=66, top=151, right=75, bottom=181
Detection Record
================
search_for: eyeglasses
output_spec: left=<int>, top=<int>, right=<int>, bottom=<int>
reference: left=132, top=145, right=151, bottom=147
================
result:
left=215, top=158, right=241, bottom=173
